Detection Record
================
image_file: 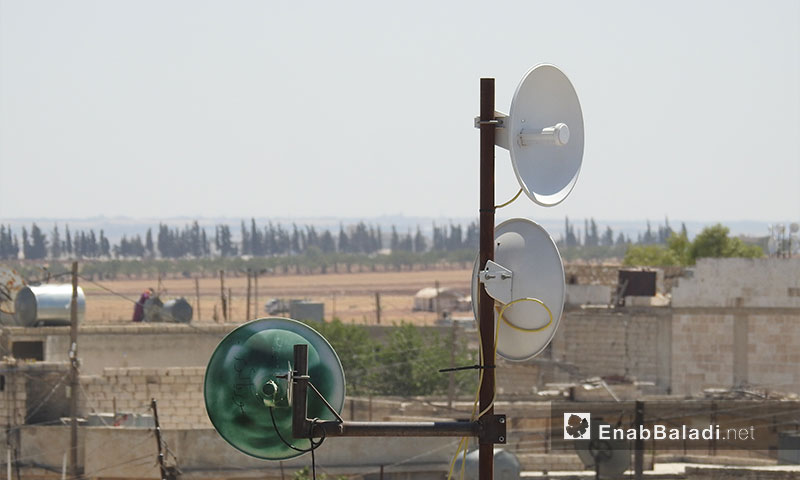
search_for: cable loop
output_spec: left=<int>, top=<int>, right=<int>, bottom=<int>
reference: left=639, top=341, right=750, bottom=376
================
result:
left=495, top=297, right=554, bottom=333
left=495, top=188, right=523, bottom=209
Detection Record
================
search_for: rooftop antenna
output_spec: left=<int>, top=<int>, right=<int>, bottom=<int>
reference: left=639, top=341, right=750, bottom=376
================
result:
left=472, top=63, right=583, bottom=477
left=488, top=64, right=584, bottom=206
left=205, top=64, right=584, bottom=480
left=471, top=218, right=565, bottom=361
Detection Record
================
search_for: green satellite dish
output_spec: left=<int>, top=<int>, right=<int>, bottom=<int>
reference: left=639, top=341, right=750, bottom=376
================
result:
left=204, top=317, right=346, bottom=460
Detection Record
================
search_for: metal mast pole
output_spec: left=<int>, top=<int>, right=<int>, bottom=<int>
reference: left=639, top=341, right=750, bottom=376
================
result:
left=478, top=78, right=496, bottom=480
left=69, top=261, right=80, bottom=479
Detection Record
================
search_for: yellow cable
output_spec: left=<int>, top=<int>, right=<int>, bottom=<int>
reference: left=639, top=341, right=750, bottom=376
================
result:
left=446, top=437, right=467, bottom=480
left=496, top=297, right=554, bottom=333
left=448, top=296, right=552, bottom=478
left=495, top=188, right=523, bottom=209
left=477, top=298, right=553, bottom=421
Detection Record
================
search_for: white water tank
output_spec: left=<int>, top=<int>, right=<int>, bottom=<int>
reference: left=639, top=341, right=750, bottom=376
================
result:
left=14, top=284, right=85, bottom=326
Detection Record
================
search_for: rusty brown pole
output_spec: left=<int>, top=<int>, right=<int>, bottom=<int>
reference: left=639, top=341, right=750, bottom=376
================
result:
left=478, top=77, right=496, bottom=480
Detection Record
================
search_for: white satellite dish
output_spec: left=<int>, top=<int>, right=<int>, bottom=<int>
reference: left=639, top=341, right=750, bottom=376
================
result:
left=471, top=218, right=565, bottom=361
left=494, top=64, right=584, bottom=206
left=574, top=422, right=631, bottom=479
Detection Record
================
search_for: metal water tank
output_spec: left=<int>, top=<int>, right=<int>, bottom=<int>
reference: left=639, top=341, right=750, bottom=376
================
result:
left=454, top=448, right=521, bottom=480
left=162, top=298, right=193, bottom=323
left=14, top=284, right=85, bottom=327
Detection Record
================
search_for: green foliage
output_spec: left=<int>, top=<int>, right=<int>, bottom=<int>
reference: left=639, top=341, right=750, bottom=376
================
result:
left=688, top=224, right=762, bottom=263
left=304, top=318, right=375, bottom=395
left=292, top=466, right=346, bottom=480
left=624, top=224, right=763, bottom=266
left=666, top=230, right=691, bottom=266
left=371, top=322, right=476, bottom=397
left=303, top=319, right=476, bottom=398
left=622, top=245, right=680, bottom=266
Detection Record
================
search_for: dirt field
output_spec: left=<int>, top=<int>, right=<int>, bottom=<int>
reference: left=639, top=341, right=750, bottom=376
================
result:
left=82, top=268, right=474, bottom=325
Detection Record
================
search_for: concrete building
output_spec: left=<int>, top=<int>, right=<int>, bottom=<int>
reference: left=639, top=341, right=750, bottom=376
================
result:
left=412, top=287, right=466, bottom=312
left=0, top=258, right=797, bottom=478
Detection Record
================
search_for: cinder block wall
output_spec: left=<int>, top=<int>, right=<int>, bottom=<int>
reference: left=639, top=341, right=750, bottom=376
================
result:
left=80, top=366, right=209, bottom=429
left=673, top=258, right=800, bottom=308
left=0, top=366, right=26, bottom=427
left=549, top=310, right=670, bottom=389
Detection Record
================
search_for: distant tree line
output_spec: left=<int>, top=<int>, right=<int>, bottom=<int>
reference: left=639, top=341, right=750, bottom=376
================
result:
left=0, top=219, right=480, bottom=261
left=560, top=216, right=680, bottom=248
left=1, top=217, right=764, bottom=268
left=624, top=224, right=763, bottom=266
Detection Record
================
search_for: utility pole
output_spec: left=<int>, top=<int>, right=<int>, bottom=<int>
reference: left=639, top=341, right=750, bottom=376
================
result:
left=68, top=261, right=81, bottom=479
left=219, top=270, right=227, bottom=323
left=374, top=292, right=381, bottom=325
left=246, top=269, right=252, bottom=320
left=194, top=277, right=201, bottom=322
left=254, top=271, right=259, bottom=318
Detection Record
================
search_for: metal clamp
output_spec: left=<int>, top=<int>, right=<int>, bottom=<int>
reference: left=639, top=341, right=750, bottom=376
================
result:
left=473, top=112, right=507, bottom=129
left=478, top=260, right=513, bottom=305
left=479, top=414, right=507, bottom=444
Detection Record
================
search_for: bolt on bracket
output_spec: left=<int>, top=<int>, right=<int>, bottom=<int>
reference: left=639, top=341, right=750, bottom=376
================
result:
left=479, top=414, right=507, bottom=444
left=478, top=260, right=513, bottom=305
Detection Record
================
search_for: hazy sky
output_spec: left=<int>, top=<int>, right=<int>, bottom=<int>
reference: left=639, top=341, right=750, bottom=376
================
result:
left=1, top=0, right=798, bottom=223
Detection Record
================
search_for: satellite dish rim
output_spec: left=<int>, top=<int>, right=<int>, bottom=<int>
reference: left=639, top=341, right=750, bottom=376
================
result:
left=471, top=217, right=566, bottom=362
left=508, top=63, right=584, bottom=207
left=204, top=317, right=346, bottom=460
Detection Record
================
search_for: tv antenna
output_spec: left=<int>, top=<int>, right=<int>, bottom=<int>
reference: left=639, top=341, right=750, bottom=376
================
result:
left=205, top=64, right=584, bottom=480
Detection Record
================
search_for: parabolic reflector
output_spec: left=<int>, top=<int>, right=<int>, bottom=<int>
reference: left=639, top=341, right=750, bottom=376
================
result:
left=575, top=422, right=631, bottom=479
left=504, top=64, right=584, bottom=207
left=472, top=218, right=565, bottom=361
left=204, top=318, right=345, bottom=460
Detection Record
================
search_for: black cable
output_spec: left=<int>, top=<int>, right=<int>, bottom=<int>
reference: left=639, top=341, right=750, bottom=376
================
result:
left=268, top=408, right=326, bottom=480
left=77, top=274, right=139, bottom=304
left=267, top=408, right=326, bottom=453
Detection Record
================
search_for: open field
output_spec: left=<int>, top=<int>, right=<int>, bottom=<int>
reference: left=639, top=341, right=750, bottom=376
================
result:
left=81, top=267, right=474, bottom=325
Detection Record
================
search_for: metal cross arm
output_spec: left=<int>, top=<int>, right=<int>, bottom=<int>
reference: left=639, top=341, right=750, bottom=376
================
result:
left=288, top=344, right=506, bottom=444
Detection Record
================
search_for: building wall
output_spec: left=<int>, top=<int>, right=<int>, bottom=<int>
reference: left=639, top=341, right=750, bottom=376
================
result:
left=549, top=309, right=671, bottom=390
left=80, top=366, right=210, bottom=429
left=1, top=324, right=233, bottom=375
left=671, top=314, right=735, bottom=396
left=673, top=258, right=800, bottom=308
left=0, top=364, right=26, bottom=428
left=671, top=311, right=800, bottom=396
left=747, top=314, right=800, bottom=392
